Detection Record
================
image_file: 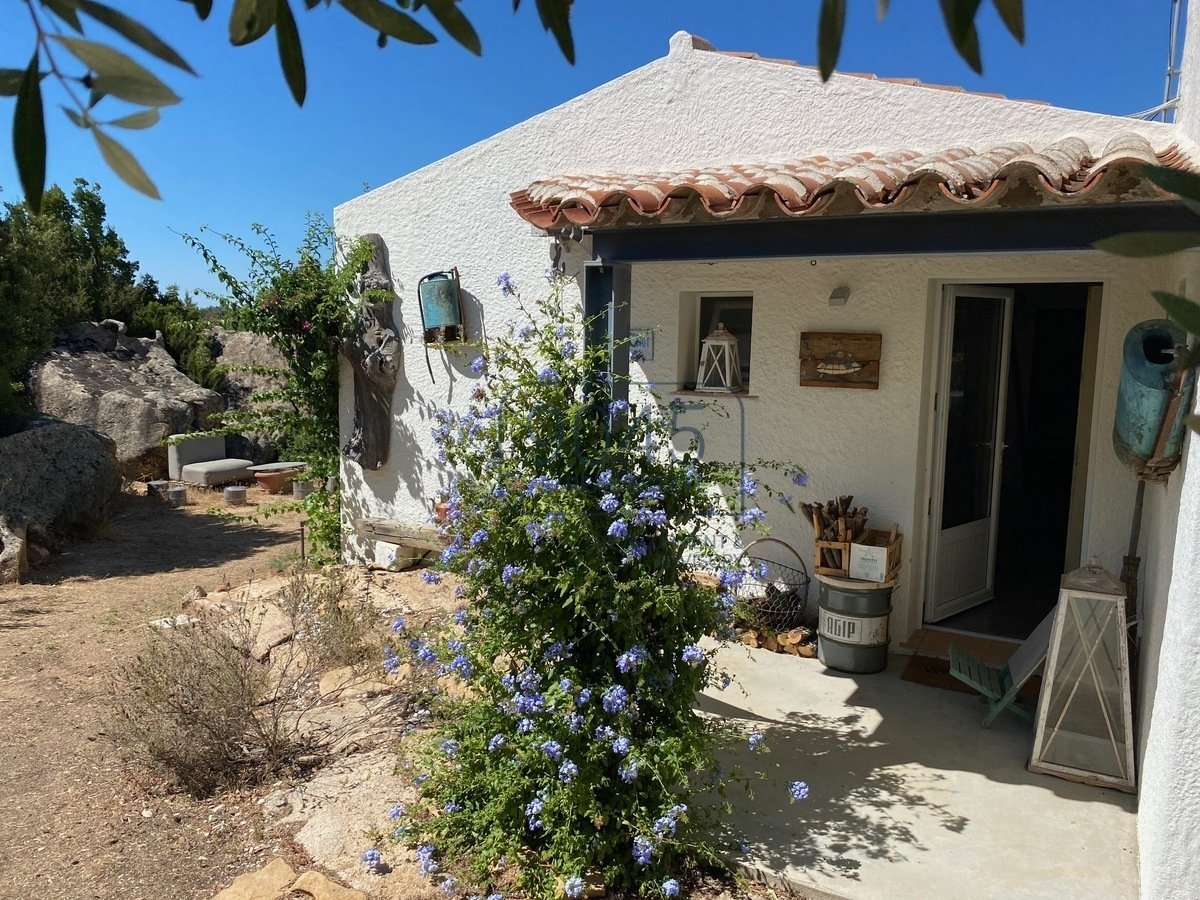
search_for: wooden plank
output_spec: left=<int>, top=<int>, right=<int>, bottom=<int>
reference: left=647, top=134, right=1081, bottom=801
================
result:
left=798, top=332, right=882, bottom=389
left=356, top=517, right=445, bottom=551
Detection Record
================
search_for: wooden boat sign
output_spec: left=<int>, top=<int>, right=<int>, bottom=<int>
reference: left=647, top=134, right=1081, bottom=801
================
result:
left=799, top=332, right=882, bottom=389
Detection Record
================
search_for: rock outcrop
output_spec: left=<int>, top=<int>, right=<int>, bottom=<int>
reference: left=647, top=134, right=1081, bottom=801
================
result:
left=28, top=321, right=224, bottom=478
left=0, top=417, right=121, bottom=582
left=208, top=327, right=287, bottom=464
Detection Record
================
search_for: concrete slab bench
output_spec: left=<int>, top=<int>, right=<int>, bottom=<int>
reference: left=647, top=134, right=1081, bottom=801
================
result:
left=167, top=434, right=253, bottom=486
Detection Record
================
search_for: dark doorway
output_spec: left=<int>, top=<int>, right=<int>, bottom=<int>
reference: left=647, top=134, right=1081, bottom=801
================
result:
left=938, top=283, right=1094, bottom=640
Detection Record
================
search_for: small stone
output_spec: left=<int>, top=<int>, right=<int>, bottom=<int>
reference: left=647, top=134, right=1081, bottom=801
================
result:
left=214, top=856, right=297, bottom=900
left=147, top=614, right=198, bottom=630
left=140, top=808, right=152, bottom=818
left=290, top=870, right=367, bottom=900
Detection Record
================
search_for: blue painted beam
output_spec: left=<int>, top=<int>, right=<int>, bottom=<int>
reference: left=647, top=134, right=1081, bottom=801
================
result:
left=582, top=261, right=632, bottom=410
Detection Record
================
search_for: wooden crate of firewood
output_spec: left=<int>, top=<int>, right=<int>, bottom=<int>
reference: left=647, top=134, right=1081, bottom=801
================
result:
left=801, top=496, right=868, bottom=578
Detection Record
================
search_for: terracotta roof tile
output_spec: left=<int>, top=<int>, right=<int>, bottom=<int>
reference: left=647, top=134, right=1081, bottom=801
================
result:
left=511, top=133, right=1193, bottom=230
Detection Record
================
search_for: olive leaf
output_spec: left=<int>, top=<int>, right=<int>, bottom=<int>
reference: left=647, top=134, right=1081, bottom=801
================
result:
left=230, top=0, right=278, bottom=46
left=534, top=0, right=574, bottom=65
left=0, top=68, right=47, bottom=96
left=993, top=0, right=1025, bottom=43
left=181, top=0, right=214, bottom=20
left=274, top=0, right=306, bottom=105
left=92, top=126, right=161, bottom=199
left=14, top=53, right=46, bottom=213
left=53, top=36, right=181, bottom=106
left=338, top=0, right=437, bottom=44
left=61, top=105, right=88, bottom=127
left=1153, top=291, right=1200, bottom=338
left=77, top=1, right=197, bottom=75
left=1095, top=232, right=1200, bottom=258
left=940, top=0, right=984, bottom=73
left=108, top=108, right=161, bottom=129
left=43, top=0, right=84, bottom=33
left=422, top=0, right=482, bottom=56
left=818, top=0, right=846, bottom=81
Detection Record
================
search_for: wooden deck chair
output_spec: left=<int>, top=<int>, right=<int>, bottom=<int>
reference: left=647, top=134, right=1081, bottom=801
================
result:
left=949, top=608, right=1055, bottom=728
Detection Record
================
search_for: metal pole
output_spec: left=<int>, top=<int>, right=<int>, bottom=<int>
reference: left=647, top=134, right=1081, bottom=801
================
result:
left=1163, top=0, right=1183, bottom=122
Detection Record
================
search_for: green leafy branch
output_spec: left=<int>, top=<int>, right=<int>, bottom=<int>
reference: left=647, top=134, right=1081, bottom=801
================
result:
left=6, top=0, right=575, bottom=212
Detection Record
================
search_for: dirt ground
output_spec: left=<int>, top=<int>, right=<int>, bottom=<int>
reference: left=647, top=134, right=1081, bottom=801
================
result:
left=0, top=485, right=307, bottom=900
left=0, top=486, right=789, bottom=900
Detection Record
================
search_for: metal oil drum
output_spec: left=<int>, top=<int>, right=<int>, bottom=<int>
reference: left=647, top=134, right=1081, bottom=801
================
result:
left=816, top=573, right=893, bottom=674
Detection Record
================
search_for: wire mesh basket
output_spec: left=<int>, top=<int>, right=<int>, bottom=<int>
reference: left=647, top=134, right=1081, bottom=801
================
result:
left=736, top=537, right=811, bottom=632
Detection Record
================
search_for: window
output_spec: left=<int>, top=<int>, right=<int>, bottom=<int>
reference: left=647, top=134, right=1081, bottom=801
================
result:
left=699, top=295, right=753, bottom=387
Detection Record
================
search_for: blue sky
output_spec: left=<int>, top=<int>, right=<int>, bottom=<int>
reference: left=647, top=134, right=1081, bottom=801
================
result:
left=0, top=1, right=1179, bottom=300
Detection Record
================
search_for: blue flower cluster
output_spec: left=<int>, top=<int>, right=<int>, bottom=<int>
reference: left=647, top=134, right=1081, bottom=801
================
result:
left=417, top=843, right=438, bottom=877
left=789, top=780, right=810, bottom=801
left=525, top=796, right=544, bottom=831
left=616, top=645, right=650, bottom=673
left=653, top=803, right=688, bottom=838
left=602, top=685, right=629, bottom=714
left=360, top=848, right=383, bottom=872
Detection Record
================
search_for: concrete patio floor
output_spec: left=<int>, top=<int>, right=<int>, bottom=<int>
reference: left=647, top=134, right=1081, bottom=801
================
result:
left=699, top=645, right=1138, bottom=900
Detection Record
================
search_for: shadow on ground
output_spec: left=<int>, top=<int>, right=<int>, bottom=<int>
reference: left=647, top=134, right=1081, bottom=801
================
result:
left=29, top=490, right=301, bottom=583
left=695, top=654, right=1137, bottom=893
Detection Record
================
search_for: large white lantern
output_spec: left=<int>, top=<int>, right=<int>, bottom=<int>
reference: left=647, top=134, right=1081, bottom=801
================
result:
left=695, top=323, right=744, bottom=393
left=1029, top=562, right=1135, bottom=793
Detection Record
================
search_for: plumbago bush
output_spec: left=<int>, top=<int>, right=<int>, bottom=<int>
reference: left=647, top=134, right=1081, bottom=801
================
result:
left=382, top=275, right=807, bottom=898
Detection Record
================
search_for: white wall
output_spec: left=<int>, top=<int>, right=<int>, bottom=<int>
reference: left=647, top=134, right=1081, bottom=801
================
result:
left=1136, top=4, right=1200, bottom=896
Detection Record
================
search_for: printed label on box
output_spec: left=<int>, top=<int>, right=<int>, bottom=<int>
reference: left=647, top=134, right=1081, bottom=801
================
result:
left=849, top=544, right=889, bottom=582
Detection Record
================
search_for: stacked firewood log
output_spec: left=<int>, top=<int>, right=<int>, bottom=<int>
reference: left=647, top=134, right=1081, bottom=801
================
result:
left=739, top=625, right=816, bottom=657
left=800, top=496, right=868, bottom=568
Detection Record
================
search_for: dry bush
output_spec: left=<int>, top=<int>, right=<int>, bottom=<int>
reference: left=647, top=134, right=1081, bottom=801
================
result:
left=279, top=566, right=382, bottom=671
left=109, top=568, right=393, bottom=796
left=109, top=615, right=322, bottom=796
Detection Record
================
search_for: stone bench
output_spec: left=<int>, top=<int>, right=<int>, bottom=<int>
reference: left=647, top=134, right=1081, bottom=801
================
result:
left=168, top=433, right=253, bottom=486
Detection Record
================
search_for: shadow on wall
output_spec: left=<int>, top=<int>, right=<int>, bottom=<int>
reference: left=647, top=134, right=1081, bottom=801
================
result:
left=343, top=241, right=592, bottom=562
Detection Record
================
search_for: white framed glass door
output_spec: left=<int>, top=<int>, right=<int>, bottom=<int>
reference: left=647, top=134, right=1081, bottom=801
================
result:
left=925, top=285, right=1014, bottom=623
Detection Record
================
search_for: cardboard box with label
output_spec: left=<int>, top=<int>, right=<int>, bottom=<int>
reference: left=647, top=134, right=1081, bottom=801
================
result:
left=847, top=526, right=902, bottom=584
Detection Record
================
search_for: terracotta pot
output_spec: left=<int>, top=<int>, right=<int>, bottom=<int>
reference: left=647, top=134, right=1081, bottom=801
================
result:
left=434, top=498, right=450, bottom=523
left=255, top=470, right=297, bottom=494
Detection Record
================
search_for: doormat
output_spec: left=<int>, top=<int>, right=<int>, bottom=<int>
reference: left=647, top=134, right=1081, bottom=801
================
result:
left=900, top=654, right=977, bottom=694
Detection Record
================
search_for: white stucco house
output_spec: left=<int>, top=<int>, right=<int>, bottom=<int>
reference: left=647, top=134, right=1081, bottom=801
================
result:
left=335, top=17, right=1200, bottom=900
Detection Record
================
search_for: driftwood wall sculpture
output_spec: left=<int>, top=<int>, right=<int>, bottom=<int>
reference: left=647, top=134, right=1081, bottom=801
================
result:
left=342, top=233, right=399, bottom=470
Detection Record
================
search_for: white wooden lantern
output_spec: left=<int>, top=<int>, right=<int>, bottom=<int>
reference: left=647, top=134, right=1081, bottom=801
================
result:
left=1029, top=562, right=1136, bottom=793
left=695, top=323, right=744, bottom=393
